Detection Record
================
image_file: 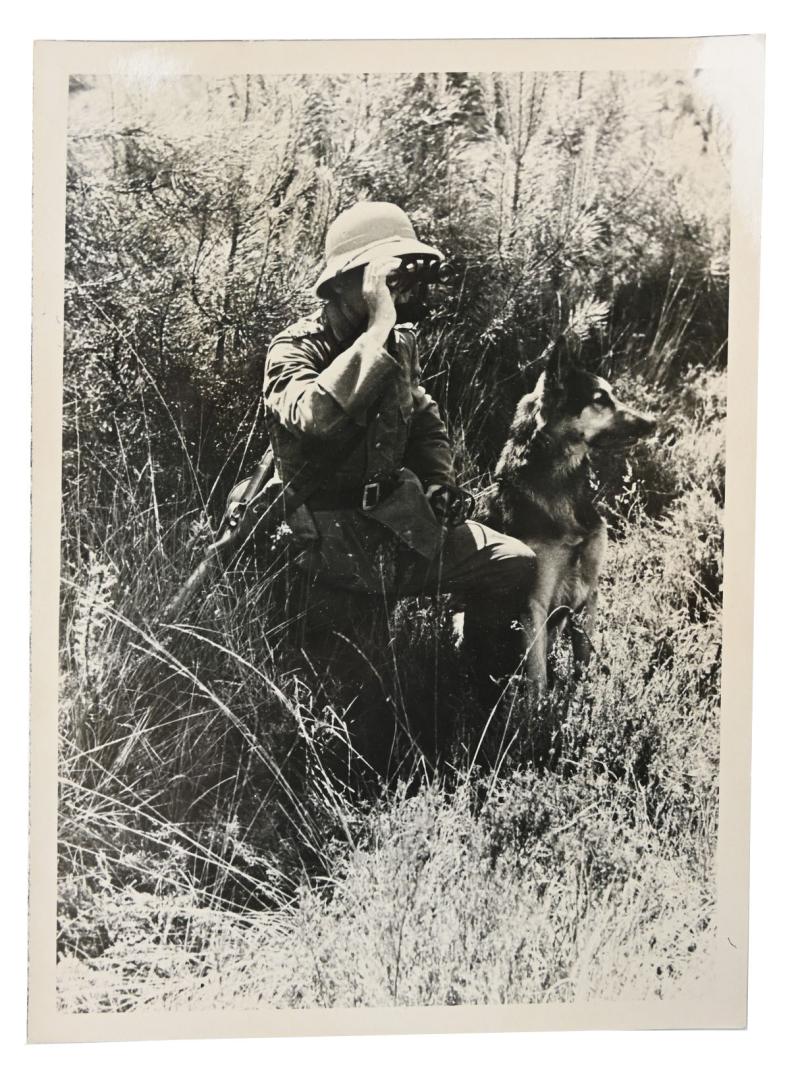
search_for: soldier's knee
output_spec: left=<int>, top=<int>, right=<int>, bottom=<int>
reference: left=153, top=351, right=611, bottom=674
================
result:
left=512, top=539, right=536, bottom=564
left=493, top=537, right=537, bottom=591
left=502, top=534, right=536, bottom=564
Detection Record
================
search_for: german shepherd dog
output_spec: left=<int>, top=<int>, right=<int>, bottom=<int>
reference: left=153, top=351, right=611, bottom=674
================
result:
left=481, top=351, right=656, bottom=696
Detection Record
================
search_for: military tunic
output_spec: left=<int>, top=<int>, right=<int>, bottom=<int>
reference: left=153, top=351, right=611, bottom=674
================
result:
left=263, top=304, right=538, bottom=614
left=263, top=306, right=454, bottom=592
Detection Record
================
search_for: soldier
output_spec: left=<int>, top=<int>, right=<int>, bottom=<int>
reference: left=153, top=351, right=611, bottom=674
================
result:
left=263, top=201, right=537, bottom=704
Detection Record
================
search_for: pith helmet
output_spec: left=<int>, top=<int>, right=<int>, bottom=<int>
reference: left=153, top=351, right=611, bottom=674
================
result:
left=314, top=201, right=443, bottom=298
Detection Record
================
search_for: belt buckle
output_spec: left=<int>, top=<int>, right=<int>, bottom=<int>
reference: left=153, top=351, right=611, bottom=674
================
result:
left=362, top=480, right=381, bottom=511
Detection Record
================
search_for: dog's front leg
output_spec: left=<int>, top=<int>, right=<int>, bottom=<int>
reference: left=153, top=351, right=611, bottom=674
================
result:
left=570, top=592, right=597, bottom=675
left=523, top=598, right=550, bottom=700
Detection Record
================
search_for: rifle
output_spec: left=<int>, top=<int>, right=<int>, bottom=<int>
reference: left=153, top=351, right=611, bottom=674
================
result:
left=160, top=448, right=279, bottom=625
left=161, top=422, right=368, bottom=625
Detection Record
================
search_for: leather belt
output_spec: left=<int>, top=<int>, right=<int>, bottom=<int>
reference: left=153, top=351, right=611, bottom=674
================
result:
left=306, top=470, right=402, bottom=512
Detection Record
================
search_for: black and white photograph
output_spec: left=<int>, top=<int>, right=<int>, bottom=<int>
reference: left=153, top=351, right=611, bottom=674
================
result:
left=29, top=36, right=763, bottom=1041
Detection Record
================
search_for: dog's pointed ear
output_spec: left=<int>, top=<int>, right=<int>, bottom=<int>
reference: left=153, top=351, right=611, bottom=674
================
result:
left=527, top=335, right=573, bottom=426
left=512, top=335, right=575, bottom=440
left=545, top=334, right=574, bottom=388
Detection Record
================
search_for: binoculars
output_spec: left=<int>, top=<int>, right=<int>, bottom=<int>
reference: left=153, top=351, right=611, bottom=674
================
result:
left=388, top=255, right=454, bottom=288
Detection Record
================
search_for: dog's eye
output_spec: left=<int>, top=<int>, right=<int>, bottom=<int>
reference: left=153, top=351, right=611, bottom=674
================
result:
left=592, top=390, right=609, bottom=406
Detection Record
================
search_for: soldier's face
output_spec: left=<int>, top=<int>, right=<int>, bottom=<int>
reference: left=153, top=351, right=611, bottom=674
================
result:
left=329, top=272, right=368, bottom=322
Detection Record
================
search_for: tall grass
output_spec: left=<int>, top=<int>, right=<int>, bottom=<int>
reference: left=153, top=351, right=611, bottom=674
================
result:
left=56, top=350, right=725, bottom=1010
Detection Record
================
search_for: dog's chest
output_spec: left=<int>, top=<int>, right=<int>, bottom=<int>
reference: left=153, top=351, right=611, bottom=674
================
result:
left=526, top=524, right=607, bottom=614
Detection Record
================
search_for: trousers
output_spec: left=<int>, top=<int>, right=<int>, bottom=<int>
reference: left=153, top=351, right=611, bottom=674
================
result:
left=275, top=519, right=535, bottom=774
left=286, top=519, right=536, bottom=684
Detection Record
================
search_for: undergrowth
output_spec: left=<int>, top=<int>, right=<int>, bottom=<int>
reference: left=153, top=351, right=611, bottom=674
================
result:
left=56, top=367, right=725, bottom=1011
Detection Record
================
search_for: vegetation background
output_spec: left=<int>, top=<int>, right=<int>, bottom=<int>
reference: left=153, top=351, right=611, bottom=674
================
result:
left=57, top=69, right=729, bottom=1010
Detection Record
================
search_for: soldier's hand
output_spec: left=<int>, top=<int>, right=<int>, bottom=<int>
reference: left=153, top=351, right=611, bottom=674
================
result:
left=426, top=483, right=476, bottom=527
left=363, top=257, right=401, bottom=338
left=426, top=484, right=449, bottom=525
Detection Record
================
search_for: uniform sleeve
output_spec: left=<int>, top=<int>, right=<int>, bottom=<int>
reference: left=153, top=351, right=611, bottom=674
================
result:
left=263, top=329, right=401, bottom=438
left=401, top=330, right=455, bottom=486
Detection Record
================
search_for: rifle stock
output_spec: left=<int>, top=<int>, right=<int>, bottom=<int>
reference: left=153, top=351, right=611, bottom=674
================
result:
left=160, top=424, right=364, bottom=627
left=160, top=450, right=277, bottom=626
left=160, top=525, right=241, bottom=625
